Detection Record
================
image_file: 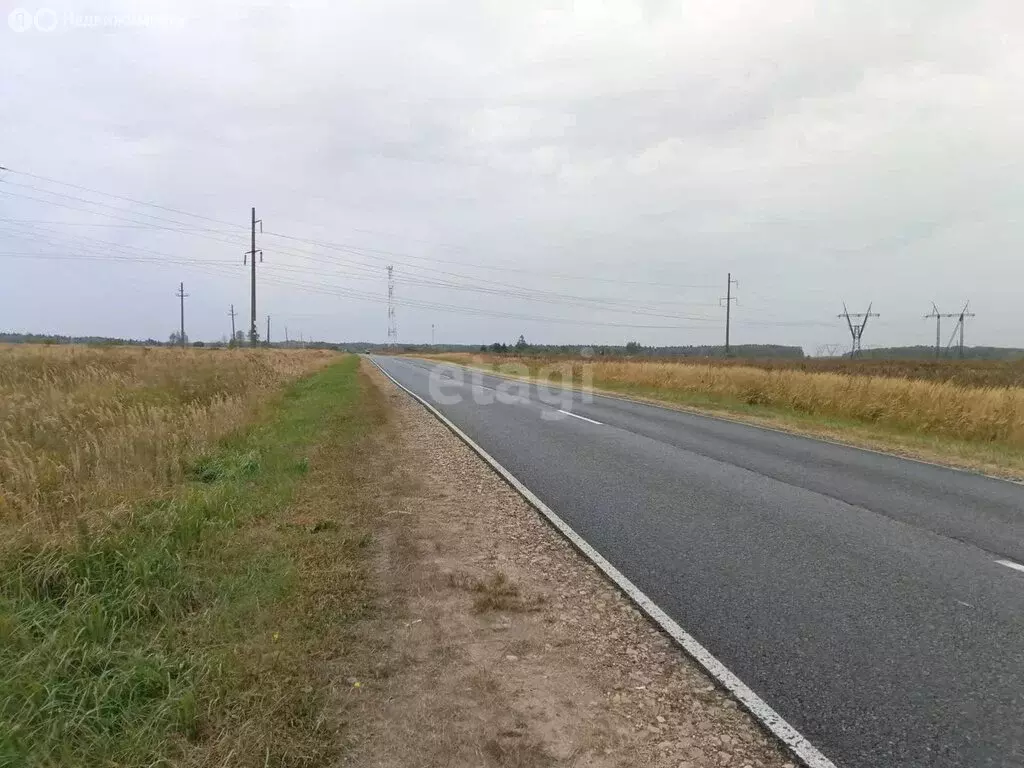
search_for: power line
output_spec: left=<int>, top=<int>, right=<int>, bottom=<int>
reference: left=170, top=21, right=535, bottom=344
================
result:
left=0, top=176, right=834, bottom=326
left=0, top=244, right=837, bottom=333
left=0, top=219, right=235, bottom=232
left=0, top=169, right=714, bottom=291
left=261, top=229, right=719, bottom=290
left=387, top=265, right=397, bottom=345
left=0, top=167, right=244, bottom=230
left=0, top=165, right=729, bottom=290
left=0, top=187, right=732, bottom=318
left=0, top=167, right=904, bottom=340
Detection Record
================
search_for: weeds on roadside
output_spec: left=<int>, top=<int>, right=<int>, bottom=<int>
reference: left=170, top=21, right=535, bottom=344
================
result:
left=0, top=355, right=383, bottom=767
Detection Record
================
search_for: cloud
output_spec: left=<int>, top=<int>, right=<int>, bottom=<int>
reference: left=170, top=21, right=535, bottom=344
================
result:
left=1, top=0, right=1022, bottom=350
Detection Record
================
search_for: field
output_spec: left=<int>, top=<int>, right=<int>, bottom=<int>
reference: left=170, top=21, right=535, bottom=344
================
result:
left=620, top=355, right=1024, bottom=388
left=0, top=346, right=389, bottom=766
left=427, top=353, right=1024, bottom=475
left=0, top=344, right=333, bottom=533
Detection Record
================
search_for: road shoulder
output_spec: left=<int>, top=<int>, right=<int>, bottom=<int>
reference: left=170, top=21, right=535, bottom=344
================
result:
left=340, top=361, right=793, bottom=767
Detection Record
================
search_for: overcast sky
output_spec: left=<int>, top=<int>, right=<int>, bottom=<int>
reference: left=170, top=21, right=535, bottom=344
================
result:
left=2, top=0, right=1022, bottom=352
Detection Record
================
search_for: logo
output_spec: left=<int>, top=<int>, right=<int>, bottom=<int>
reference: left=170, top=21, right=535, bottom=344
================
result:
left=34, top=7, right=58, bottom=31
left=7, top=7, right=59, bottom=32
left=8, top=8, right=33, bottom=32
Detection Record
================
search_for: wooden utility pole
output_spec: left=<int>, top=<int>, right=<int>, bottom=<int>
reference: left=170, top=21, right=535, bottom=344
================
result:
left=228, top=304, right=237, bottom=341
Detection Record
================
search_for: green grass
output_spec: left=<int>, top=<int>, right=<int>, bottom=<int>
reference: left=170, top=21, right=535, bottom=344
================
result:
left=0, top=355, right=382, bottom=767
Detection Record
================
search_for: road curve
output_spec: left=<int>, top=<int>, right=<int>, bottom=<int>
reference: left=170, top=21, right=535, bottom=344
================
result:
left=370, top=355, right=1024, bottom=768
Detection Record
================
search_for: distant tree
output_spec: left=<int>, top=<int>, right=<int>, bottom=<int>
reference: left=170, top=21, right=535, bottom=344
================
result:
left=515, top=334, right=528, bottom=350
left=192, top=341, right=205, bottom=348
left=169, top=331, right=188, bottom=346
left=625, top=340, right=642, bottom=354
left=479, top=345, right=487, bottom=353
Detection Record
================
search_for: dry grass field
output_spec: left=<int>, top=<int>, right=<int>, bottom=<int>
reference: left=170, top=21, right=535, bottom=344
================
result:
left=625, top=355, right=1024, bottom=388
left=429, top=353, right=1024, bottom=471
left=0, top=344, right=333, bottom=533
left=0, top=349, right=399, bottom=767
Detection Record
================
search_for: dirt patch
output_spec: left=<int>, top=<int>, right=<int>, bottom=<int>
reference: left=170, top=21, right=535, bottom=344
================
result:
left=339, top=361, right=795, bottom=768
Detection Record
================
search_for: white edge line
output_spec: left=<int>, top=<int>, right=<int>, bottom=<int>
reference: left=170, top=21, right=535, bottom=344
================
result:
left=368, top=356, right=837, bottom=768
left=557, top=408, right=603, bottom=425
left=421, top=358, right=1023, bottom=487
left=996, top=559, right=1024, bottom=573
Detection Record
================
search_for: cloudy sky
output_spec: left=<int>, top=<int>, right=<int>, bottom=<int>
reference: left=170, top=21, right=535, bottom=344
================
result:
left=2, top=0, right=1022, bottom=352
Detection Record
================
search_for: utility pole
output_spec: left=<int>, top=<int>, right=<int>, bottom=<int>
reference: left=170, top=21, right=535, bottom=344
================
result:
left=838, top=302, right=879, bottom=357
left=431, top=323, right=435, bottom=347
left=244, top=207, right=263, bottom=345
left=285, top=326, right=289, bottom=345
left=175, top=282, right=189, bottom=348
left=386, top=265, right=398, bottom=346
left=228, top=304, right=237, bottom=341
left=266, top=315, right=271, bottom=346
left=719, top=273, right=738, bottom=355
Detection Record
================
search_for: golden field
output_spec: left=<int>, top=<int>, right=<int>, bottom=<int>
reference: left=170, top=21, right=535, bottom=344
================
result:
left=430, top=353, right=1024, bottom=451
left=0, top=344, right=334, bottom=531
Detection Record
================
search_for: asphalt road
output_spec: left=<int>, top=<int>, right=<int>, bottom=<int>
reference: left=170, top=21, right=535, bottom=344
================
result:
left=371, top=355, right=1024, bottom=768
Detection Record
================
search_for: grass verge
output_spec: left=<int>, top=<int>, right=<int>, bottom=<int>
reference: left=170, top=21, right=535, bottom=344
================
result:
left=0, top=354, right=388, bottom=767
left=423, top=355, right=1024, bottom=479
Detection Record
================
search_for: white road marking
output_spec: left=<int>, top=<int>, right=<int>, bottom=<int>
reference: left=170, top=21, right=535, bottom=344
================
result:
left=557, top=409, right=602, bottom=425
left=996, top=559, right=1024, bottom=574
left=369, top=356, right=837, bottom=768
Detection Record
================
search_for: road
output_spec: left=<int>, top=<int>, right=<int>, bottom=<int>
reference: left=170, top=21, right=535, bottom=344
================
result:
left=371, top=356, right=1024, bottom=768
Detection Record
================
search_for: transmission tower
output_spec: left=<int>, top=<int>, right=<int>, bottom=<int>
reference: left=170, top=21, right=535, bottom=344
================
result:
left=838, top=302, right=879, bottom=358
left=386, top=265, right=397, bottom=346
left=924, top=303, right=961, bottom=359
left=815, top=343, right=844, bottom=358
left=946, top=302, right=976, bottom=359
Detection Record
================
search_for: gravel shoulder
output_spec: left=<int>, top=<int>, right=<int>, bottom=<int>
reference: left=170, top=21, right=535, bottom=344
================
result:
left=341, top=361, right=794, bottom=768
